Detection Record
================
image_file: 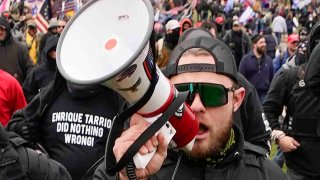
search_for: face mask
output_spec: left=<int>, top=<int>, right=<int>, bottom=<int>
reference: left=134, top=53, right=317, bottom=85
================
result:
left=165, top=28, right=180, bottom=47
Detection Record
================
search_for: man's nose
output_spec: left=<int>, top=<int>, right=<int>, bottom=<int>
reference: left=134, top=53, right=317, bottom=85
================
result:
left=190, top=94, right=206, bottom=112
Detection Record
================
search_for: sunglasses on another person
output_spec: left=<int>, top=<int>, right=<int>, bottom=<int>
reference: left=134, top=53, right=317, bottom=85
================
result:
left=174, top=83, right=236, bottom=107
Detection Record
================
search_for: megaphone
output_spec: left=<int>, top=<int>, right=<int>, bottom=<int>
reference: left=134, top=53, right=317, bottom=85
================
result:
left=56, top=0, right=198, bottom=170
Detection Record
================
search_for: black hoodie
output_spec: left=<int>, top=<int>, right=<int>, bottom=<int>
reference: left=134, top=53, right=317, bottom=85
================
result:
left=0, top=17, right=34, bottom=84
left=23, top=35, right=59, bottom=102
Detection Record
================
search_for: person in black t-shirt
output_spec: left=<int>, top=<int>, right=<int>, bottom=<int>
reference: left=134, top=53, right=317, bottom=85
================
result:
left=7, top=71, right=126, bottom=180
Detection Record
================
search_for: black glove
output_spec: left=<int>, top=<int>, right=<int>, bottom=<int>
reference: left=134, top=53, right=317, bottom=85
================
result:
left=16, top=120, right=40, bottom=142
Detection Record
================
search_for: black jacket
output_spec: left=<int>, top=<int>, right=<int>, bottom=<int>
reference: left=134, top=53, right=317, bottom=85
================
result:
left=0, top=125, right=71, bottom=180
left=263, top=64, right=320, bottom=177
left=22, top=35, right=59, bottom=102
left=235, top=73, right=271, bottom=152
left=305, top=42, right=320, bottom=97
left=0, top=17, right=34, bottom=85
left=93, top=125, right=286, bottom=180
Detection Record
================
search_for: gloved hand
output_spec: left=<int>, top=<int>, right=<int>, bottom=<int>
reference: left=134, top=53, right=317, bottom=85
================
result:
left=17, top=120, right=40, bottom=142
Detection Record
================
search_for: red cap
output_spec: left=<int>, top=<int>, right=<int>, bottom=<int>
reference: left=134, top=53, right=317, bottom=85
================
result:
left=288, top=34, right=299, bottom=44
left=215, top=17, right=224, bottom=24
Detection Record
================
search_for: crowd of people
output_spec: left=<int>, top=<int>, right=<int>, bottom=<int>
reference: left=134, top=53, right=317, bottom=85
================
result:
left=0, top=0, right=320, bottom=179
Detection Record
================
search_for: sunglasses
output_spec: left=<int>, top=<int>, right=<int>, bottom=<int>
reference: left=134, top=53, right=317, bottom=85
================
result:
left=174, top=83, right=236, bottom=107
left=58, top=26, right=65, bottom=28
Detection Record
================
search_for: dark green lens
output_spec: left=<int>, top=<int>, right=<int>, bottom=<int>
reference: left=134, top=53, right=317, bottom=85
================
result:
left=175, top=83, right=228, bottom=107
left=175, top=83, right=189, bottom=92
left=199, top=83, right=227, bottom=107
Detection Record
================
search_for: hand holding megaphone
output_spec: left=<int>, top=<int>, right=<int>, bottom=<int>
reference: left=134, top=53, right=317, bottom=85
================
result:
left=113, top=114, right=169, bottom=179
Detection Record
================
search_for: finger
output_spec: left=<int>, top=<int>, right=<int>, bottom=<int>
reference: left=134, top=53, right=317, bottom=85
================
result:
left=156, top=133, right=168, bottom=159
left=150, top=135, right=159, bottom=147
left=292, top=139, right=301, bottom=147
left=135, top=168, right=148, bottom=179
left=138, top=145, right=149, bottom=155
left=144, top=140, right=155, bottom=153
left=113, top=140, right=134, bottom=162
left=130, top=114, right=147, bottom=126
left=120, top=125, right=146, bottom=142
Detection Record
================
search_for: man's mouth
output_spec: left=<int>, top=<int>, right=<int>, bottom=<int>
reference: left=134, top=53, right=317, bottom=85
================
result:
left=197, top=124, right=208, bottom=136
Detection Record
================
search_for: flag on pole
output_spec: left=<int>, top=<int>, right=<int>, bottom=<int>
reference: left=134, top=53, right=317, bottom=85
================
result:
left=34, top=0, right=52, bottom=33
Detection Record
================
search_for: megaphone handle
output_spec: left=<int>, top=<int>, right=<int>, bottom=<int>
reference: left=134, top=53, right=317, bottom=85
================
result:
left=107, top=91, right=188, bottom=174
left=133, top=121, right=176, bottom=169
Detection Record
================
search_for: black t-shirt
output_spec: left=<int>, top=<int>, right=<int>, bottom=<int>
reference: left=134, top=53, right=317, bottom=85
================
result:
left=40, top=86, right=121, bottom=180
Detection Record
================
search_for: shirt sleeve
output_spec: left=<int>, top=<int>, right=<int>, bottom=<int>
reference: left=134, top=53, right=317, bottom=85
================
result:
left=262, top=70, right=289, bottom=130
left=9, top=77, right=27, bottom=119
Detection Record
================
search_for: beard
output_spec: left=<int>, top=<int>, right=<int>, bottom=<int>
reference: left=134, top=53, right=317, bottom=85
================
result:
left=256, top=46, right=266, bottom=55
left=186, top=113, right=233, bottom=159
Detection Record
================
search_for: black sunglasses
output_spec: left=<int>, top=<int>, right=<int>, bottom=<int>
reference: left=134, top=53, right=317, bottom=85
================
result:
left=174, top=83, right=236, bottom=107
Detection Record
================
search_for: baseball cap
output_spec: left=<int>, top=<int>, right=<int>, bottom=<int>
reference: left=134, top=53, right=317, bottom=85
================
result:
left=165, top=19, right=180, bottom=30
left=233, top=20, right=240, bottom=26
left=164, top=36, right=238, bottom=83
left=215, top=16, right=224, bottom=24
left=27, top=21, right=37, bottom=28
left=288, top=34, right=299, bottom=44
left=48, top=18, right=59, bottom=29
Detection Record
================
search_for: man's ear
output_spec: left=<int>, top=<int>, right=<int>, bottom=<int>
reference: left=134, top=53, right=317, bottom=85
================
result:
left=232, top=87, right=245, bottom=112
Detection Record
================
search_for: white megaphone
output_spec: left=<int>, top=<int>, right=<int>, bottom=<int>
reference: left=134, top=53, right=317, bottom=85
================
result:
left=56, top=0, right=198, bottom=169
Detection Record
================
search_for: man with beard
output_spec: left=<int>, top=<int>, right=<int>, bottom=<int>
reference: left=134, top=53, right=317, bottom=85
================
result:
left=239, top=35, right=273, bottom=103
left=223, top=20, right=251, bottom=69
left=94, top=37, right=286, bottom=180
left=156, top=19, right=180, bottom=68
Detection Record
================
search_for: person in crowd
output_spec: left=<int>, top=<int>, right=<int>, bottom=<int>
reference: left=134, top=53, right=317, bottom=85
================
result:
left=57, top=19, right=67, bottom=35
left=214, top=16, right=226, bottom=39
left=0, top=17, right=34, bottom=85
left=24, top=20, right=41, bottom=65
left=0, top=69, right=26, bottom=126
left=271, top=11, right=287, bottom=45
left=223, top=20, right=251, bottom=69
left=239, top=34, right=274, bottom=103
left=156, top=19, right=180, bottom=68
left=179, top=18, right=192, bottom=35
left=273, top=33, right=299, bottom=73
left=7, top=70, right=126, bottom=179
left=38, top=18, right=59, bottom=64
left=0, top=124, right=72, bottom=179
left=23, top=35, right=58, bottom=102
left=200, top=20, right=217, bottom=38
left=94, top=36, right=286, bottom=180
left=263, top=23, right=320, bottom=180
left=264, top=27, right=278, bottom=59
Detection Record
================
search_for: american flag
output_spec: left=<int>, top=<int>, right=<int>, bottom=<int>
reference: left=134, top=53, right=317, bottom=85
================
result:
left=34, top=0, right=52, bottom=33
left=52, top=0, right=75, bottom=18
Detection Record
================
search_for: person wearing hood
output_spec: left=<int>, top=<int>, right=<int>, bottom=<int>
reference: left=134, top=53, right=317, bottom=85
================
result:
left=156, top=19, right=180, bottom=68
left=179, top=18, right=192, bottom=35
left=0, top=17, right=34, bottom=85
left=263, top=22, right=320, bottom=180
left=7, top=67, right=126, bottom=179
left=22, top=35, right=59, bottom=102
left=264, top=27, right=278, bottom=59
left=38, top=18, right=59, bottom=64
